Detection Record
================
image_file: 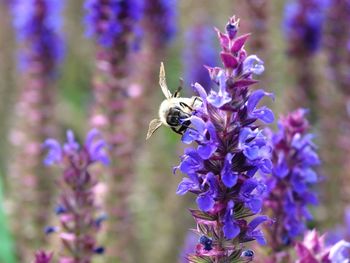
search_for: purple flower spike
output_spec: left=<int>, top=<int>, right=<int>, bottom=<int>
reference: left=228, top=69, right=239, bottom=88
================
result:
left=84, top=0, right=144, bottom=48
left=12, top=0, right=64, bottom=71
left=39, top=130, right=108, bottom=261
left=283, top=0, right=328, bottom=55
left=175, top=16, right=273, bottom=262
left=264, top=109, right=320, bottom=252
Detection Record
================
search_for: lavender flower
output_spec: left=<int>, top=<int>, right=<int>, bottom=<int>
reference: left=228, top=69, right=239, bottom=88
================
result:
left=264, top=109, right=320, bottom=251
left=183, top=24, right=218, bottom=93
left=85, top=1, right=144, bottom=261
left=84, top=0, right=144, bottom=48
left=324, top=1, right=350, bottom=96
left=9, top=0, right=64, bottom=259
left=283, top=0, right=328, bottom=120
left=40, top=129, right=108, bottom=262
left=175, top=16, right=274, bottom=262
left=12, top=0, right=64, bottom=71
left=283, top=0, right=328, bottom=55
left=144, top=0, right=177, bottom=44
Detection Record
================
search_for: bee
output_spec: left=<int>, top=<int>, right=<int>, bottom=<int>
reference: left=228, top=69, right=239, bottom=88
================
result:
left=146, top=62, right=202, bottom=140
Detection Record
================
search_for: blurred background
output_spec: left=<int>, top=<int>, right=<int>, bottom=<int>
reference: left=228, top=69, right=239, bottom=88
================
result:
left=0, top=0, right=349, bottom=262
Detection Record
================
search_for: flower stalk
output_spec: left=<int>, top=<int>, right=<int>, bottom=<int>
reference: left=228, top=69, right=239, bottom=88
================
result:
left=84, top=1, right=143, bottom=261
left=9, top=0, right=63, bottom=258
left=283, top=0, right=327, bottom=121
left=264, top=109, right=320, bottom=256
left=40, top=129, right=109, bottom=262
left=176, top=16, right=274, bottom=262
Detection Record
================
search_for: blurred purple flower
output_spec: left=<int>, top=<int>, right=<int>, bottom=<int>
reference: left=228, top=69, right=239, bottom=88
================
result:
left=264, top=109, right=320, bottom=250
left=144, top=0, right=177, bottom=44
left=12, top=0, right=64, bottom=71
left=329, top=240, right=350, bottom=263
left=84, top=0, right=144, bottom=48
left=40, top=129, right=109, bottom=261
left=34, top=251, right=53, bottom=263
left=183, top=24, right=217, bottom=92
left=295, top=230, right=330, bottom=263
left=176, top=16, right=274, bottom=262
left=295, top=230, right=350, bottom=263
left=179, top=232, right=198, bottom=263
left=44, top=129, right=109, bottom=166
left=283, top=0, right=328, bottom=54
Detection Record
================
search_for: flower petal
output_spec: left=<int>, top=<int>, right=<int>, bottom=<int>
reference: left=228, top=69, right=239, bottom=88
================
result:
left=197, top=192, right=214, bottom=212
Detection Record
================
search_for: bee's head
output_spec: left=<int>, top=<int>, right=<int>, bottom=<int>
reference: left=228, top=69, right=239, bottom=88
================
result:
left=166, top=106, right=190, bottom=127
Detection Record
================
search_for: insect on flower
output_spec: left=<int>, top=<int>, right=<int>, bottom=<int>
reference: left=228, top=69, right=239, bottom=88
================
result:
left=146, top=62, right=203, bottom=139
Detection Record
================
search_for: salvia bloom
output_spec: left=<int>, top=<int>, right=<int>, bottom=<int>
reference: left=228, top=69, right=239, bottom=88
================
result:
left=183, top=24, right=218, bottom=93
left=40, top=129, right=108, bottom=262
left=84, top=0, right=144, bottom=48
left=144, top=0, right=177, bottom=44
left=283, top=0, right=328, bottom=55
left=175, top=16, right=274, bottom=262
left=9, top=0, right=64, bottom=258
left=85, top=1, right=144, bottom=262
left=295, top=230, right=350, bottom=263
left=12, top=0, right=64, bottom=71
left=85, top=1, right=145, bottom=261
left=264, top=109, right=320, bottom=251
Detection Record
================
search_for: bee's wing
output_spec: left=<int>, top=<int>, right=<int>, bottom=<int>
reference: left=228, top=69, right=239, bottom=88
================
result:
left=146, top=119, right=163, bottom=140
left=159, top=62, right=172, bottom=100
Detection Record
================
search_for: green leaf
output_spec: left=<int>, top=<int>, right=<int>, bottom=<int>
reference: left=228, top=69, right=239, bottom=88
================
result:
left=190, top=209, right=218, bottom=221
left=188, top=255, right=214, bottom=263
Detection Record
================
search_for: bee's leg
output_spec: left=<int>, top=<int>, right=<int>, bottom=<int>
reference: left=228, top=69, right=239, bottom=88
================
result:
left=173, top=78, right=184, bottom=98
left=177, top=120, right=192, bottom=134
left=171, top=127, right=184, bottom=135
left=192, top=96, right=202, bottom=107
left=180, top=102, right=193, bottom=111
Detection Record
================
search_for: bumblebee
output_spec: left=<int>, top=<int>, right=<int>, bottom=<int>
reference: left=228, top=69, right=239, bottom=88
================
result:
left=146, top=63, right=202, bottom=140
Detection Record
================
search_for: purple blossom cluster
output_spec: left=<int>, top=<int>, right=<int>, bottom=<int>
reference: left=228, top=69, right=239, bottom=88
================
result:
left=264, top=109, right=320, bottom=250
left=175, top=16, right=274, bottom=262
left=283, top=0, right=328, bottom=55
left=40, top=129, right=109, bottom=262
left=183, top=24, right=217, bottom=93
left=12, top=0, right=64, bottom=71
left=144, top=0, right=177, bottom=44
left=84, top=0, right=144, bottom=48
